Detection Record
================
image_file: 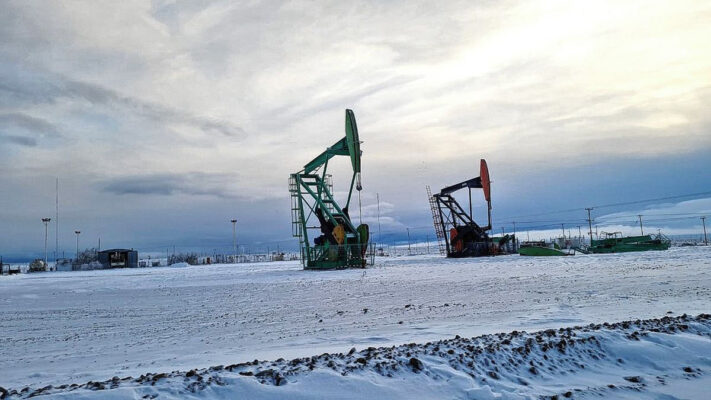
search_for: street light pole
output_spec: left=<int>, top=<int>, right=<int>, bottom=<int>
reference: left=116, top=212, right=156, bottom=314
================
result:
left=74, top=230, right=80, bottom=260
left=42, top=218, right=51, bottom=268
left=231, top=219, right=237, bottom=263
left=376, top=193, right=381, bottom=244
left=586, top=208, right=594, bottom=245
left=407, top=228, right=411, bottom=255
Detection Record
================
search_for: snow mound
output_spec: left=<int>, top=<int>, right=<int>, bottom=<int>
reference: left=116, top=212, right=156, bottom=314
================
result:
left=168, top=262, right=189, bottom=268
left=4, top=314, right=710, bottom=399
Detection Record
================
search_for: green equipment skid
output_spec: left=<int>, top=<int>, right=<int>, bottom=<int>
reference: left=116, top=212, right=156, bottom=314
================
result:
left=589, top=232, right=671, bottom=253
left=289, top=109, right=369, bottom=269
left=518, top=241, right=574, bottom=256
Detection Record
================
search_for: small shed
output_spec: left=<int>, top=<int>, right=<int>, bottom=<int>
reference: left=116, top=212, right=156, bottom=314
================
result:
left=98, top=249, right=138, bottom=268
left=56, top=258, right=73, bottom=272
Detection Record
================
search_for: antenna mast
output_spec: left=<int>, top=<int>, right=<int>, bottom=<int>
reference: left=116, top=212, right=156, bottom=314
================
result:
left=56, top=177, right=59, bottom=261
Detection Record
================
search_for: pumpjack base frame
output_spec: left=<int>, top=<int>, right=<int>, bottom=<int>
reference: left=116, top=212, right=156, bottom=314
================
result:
left=291, top=173, right=367, bottom=270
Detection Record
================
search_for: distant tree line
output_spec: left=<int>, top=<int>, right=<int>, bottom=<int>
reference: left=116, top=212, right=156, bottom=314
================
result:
left=76, top=248, right=99, bottom=264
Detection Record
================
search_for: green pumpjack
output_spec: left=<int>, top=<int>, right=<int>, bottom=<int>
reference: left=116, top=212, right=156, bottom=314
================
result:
left=289, top=109, right=369, bottom=270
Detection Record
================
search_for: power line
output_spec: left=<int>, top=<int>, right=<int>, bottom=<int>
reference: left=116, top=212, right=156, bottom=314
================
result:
left=511, top=218, right=589, bottom=225
left=497, top=190, right=711, bottom=221
left=506, top=215, right=705, bottom=233
left=499, top=206, right=584, bottom=220
left=598, top=215, right=707, bottom=223
left=591, top=190, right=711, bottom=209
left=597, top=212, right=709, bottom=219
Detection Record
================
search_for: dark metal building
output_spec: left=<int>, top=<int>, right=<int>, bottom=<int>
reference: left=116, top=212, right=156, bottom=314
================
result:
left=98, top=249, right=138, bottom=268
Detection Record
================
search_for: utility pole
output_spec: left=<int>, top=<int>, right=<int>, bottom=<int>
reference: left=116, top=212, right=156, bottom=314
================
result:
left=231, top=219, right=238, bottom=262
left=407, top=228, right=411, bottom=255
left=702, top=216, right=708, bottom=245
left=42, top=218, right=51, bottom=268
left=74, top=230, right=80, bottom=260
left=638, top=215, right=644, bottom=235
left=577, top=226, right=582, bottom=238
left=585, top=208, right=594, bottom=245
left=377, top=193, right=382, bottom=244
left=501, top=227, right=505, bottom=236
left=55, top=177, right=59, bottom=261
left=512, top=221, right=517, bottom=238
left=426, top=234, right=430, bottom=254
left=561, top=223, right=565, bottom=238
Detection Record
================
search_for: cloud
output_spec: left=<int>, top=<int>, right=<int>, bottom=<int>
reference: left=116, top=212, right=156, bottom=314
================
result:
left=0, top=65, right=245, bottom=139
left=0, top=112, right=61, bottom=148
left=0, top=135, right=37, bottom=147
left=517, top=197, right=711, bottom=241
left=100, top=173, right=239, bottom=198
left=271, top=76, right=419, bottom=121
left=596, top=198, right=711, bottom=225
left=0, top=112, right=60, bottom=135
left=1, top=0, right=710, bottom=253
left=59, top=78, right=245, bottom=138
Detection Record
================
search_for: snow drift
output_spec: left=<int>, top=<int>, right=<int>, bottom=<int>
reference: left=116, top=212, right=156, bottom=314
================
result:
left=4, top=314, right=709, bottom=399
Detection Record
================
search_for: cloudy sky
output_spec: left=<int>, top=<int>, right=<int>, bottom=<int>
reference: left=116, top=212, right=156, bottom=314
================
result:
left=1, top=0, right=710, bottom=259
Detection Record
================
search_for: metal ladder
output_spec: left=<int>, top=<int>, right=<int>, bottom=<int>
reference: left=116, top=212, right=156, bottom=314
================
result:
left=426, top=185, right=446, bottom=255
left=289, top=175, right=303, bottom=241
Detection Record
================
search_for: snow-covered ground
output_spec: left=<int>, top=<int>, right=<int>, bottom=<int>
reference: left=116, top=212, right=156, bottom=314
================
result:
left=6, top=314, right=710, bottom=399
left=1, top=246, right=710, bottom=398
